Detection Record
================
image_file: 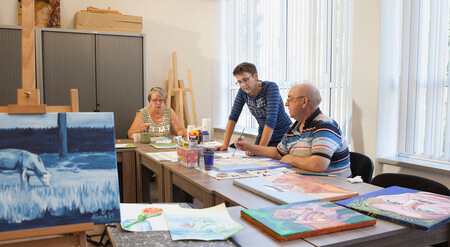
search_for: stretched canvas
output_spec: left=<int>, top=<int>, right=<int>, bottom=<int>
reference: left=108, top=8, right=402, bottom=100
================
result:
left=164, top=203, right=243, bottom=241
left=120, top=203, right=181, bottom=232
left=336, top=186, right=450, bottom=231
left=233, top=173, right=359, bottom=204
left=0, top=112, right=121, bottom=232
left=241, top=200, right=376, bottom=241
left=214, top=156, right=292, bottom=173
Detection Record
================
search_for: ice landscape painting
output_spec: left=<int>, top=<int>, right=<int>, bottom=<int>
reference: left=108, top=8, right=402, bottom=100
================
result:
left=0, top=112, right=121, bottom=232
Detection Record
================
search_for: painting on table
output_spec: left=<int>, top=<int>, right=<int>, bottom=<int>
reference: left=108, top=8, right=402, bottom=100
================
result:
left=164, top=203, right=243, bottom=241
left=233, top=173, right=359, bottom=204
left=336, top=186, right=450, bottom=231
left=120, top=203, right=182, bottom=232
left=214, top=156, right=292, bottom=173
left=0, top=112, right=121, bottom=232
left=241, top=200, right=376, bottom=241
left=18, top=0, right=61, bottom=28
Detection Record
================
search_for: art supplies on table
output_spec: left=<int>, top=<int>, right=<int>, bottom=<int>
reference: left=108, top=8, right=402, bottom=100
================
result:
left=0, top=112, right=121, bottom=233
left=150, top=143, right=177, bottom=149
left=202, top=167, right=295, bottom=180
left=120, top=203, right=181, bottom=232
left=241, top=200, right=376, bottom=241
left=233, top=173, right=359, bottom=204
left=146, top=151, right=178, bottom=162
left=336, top=186, right=450, bottom=231
left=115, top=143, right=137, bottom=149
left=152, top=136, right=172, bottom=142
left=296, top=171, right=337, bottom=177
left=163, top=203, right=243, bottom=241
left=213, top=156, right=292, bottom=173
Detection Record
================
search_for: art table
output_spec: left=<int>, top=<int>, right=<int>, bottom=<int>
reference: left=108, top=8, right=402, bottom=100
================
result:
left=115, top=139, right=139, bottom=203
left=135, top=144, right=175, bottom=203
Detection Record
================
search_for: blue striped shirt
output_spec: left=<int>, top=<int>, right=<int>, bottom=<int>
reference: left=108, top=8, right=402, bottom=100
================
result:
left=277, top=108, right=351, bottom=177
left=229, top=81, right=292, bottom=143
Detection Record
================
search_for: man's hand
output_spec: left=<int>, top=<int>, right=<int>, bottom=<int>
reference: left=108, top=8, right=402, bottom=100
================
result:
left=215, top=144, right=229, bottom=151
left=280, top=154, right=295, bottom=165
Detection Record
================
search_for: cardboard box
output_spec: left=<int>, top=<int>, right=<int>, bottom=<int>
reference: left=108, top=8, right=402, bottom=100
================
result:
left=176, top=146, right=200, bottom=168
left=74, top=11, right=143, bottom=34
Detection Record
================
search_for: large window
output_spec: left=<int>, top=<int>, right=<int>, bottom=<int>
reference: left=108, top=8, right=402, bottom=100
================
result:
left=398, top=0, right=450, bottom=162
left=227, top=0, right=353, bottom=140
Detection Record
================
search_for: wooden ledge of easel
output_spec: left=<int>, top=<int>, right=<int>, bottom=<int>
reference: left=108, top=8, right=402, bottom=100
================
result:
left=7, top=104, right=47, bottom=114
left=0, top=222, right=94, bottom=241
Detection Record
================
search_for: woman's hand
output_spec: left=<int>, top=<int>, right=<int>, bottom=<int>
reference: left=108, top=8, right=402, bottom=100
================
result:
left=235, top=136, right=250, bottom=151
left=139, top=123, right=149, bottom=132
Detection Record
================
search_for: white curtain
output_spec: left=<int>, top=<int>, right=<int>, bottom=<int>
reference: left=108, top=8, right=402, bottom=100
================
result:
left=398, top=0, right=450, bottom=161
left=227, top=0, right=353, bottom=139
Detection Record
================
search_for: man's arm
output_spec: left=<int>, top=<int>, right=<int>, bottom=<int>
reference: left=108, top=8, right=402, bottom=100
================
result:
left=216, top=120, right=236, bottom=151
left=257, top=125, right=274, bottom=146
left=236, top=137, right=282, bottom=160
left=280, top=154, right=330, bottom=172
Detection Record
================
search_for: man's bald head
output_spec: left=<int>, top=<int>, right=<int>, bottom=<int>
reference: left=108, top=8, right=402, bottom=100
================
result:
left=291, top=83, right=322, bottom=108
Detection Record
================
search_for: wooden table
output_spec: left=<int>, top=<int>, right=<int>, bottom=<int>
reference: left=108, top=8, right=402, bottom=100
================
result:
left=115, top=139, right=138, bottom=203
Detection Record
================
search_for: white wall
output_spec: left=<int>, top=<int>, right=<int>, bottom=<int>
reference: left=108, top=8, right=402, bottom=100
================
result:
left=0, top=0, right=226, bottom=126
left=350, top=0, right=380, bottom=162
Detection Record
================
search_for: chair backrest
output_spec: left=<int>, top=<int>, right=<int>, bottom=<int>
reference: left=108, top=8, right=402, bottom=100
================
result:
left=371, top=173, right=450, bottom=196
left=349, top=152, right=374, bottom=183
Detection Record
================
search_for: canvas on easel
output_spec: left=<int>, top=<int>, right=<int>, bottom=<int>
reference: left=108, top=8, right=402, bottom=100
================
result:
left=0, top=112, right=121, bottom=233
left=18, top=0, right=61, bottom=28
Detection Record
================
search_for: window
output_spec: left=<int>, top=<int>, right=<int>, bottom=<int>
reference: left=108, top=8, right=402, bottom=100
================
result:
left=398, top=0, right=450, bottom=162
left=227, top=0, right=353, bottom=139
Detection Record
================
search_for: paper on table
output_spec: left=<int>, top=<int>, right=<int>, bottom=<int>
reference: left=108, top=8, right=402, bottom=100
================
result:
left=215, top=151, right=245, bottom=159
left=147, top=151, right=178, bottom=162
left=115, top=143, right=137, bottom=148
left=120, top=203, right=181, bottom=232
left=164, top=203, right=243, bottom=241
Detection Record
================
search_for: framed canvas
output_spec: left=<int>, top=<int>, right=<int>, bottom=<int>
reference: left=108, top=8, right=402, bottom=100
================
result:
left=18, top=0, right=61, bottom=28
left=241, top=200, right=376, bottom=241
left=233, top=173, right=359, bottom=204
left=0, top=112, right=120, bottom=232
left=336, top=186, right=450, bottom=231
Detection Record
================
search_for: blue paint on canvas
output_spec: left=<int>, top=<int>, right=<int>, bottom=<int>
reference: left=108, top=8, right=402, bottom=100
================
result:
left=0, top=113, right=121, bottom=232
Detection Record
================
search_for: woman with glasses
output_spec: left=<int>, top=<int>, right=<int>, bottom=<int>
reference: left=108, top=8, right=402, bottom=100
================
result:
left=216, top=62, right=292, bottom=154
left=128, top=87, right=185, bottom=138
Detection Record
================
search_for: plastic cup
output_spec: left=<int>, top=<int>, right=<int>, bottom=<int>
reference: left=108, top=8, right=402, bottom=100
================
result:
left=203, top=147, right=215, bottom=170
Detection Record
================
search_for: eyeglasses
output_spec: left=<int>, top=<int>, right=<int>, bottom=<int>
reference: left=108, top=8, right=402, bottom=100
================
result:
left=286, top=96, right=306, bottom=103
left=235, top=75, right=253, bottom=86
left=151, top=99, right=165, bottom=104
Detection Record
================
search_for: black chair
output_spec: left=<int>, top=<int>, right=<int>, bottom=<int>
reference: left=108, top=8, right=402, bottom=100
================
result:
left=371, top=173, right=450, bottom=196
left=349, top=152, right=374, bottom=183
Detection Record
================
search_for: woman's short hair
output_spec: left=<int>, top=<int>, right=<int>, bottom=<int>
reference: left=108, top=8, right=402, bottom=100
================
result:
left=233, top=62, right=258, bottom=76
left=147, top=87, right=167, bottom=102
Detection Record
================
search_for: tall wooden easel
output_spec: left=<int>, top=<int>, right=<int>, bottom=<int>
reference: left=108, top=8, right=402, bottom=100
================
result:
left=0, top=0, right=92, bottom=246
left=165, top=52, right=198, bottom=127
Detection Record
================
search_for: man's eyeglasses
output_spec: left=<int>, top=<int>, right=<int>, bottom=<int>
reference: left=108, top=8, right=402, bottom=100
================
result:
left=286, top=96, right=306, bottom=103
left=235, top=75, right=253, bottom=86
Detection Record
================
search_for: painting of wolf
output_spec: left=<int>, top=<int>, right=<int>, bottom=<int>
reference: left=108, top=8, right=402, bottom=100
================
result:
left=0, top=112, right=120, bottom=232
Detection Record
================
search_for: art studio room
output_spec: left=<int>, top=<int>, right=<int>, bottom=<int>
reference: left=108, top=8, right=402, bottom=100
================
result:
left=0, top=0, right=449, bottom=246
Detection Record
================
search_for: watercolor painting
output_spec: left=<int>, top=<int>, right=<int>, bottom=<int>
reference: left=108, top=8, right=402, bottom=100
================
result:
left=120, top=203, right=181, bottom=232
left=163, top=203, right=243, bottom=241
left=234, top=173, right=359, bottom=204
left=214, top=156, right=292, bottom=173
left=0, top=112, right=120, bottom=232
left=336, top=186, right=450, bottom=231
left=18, top=0, right=61, bottom=28
left=241, top=200, right=376, bottom=241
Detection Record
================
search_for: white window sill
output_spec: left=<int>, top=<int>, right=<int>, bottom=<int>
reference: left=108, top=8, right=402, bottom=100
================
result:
left=213, top=126, right=259, bottom=138
left=377, top=156, right=450, bottom=176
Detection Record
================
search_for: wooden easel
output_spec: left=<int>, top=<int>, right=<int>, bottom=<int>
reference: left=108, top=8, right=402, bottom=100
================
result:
left=165, top=52, right=198, bottom=127
left=0, top=0, right=92, bottom=246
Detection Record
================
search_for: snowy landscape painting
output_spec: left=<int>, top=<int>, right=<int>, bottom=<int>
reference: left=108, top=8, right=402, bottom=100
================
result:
left=0, top=112, right=121, bottom=232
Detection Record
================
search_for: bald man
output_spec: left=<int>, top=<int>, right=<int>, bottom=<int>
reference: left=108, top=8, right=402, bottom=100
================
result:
left=237, top=83, right=351, bottom=177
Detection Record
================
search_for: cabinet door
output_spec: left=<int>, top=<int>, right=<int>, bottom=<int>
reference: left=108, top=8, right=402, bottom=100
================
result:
left=96, top=35, right=144, bottom=139
left=0, top=28, right=22, bottom=106
left=41, top=31, right=96, bottom=112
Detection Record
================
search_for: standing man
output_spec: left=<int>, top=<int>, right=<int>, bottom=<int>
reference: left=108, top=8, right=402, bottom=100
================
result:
left=236, top=83, right=351, bottom=177
left=216, top=62, right=292, bottom=153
